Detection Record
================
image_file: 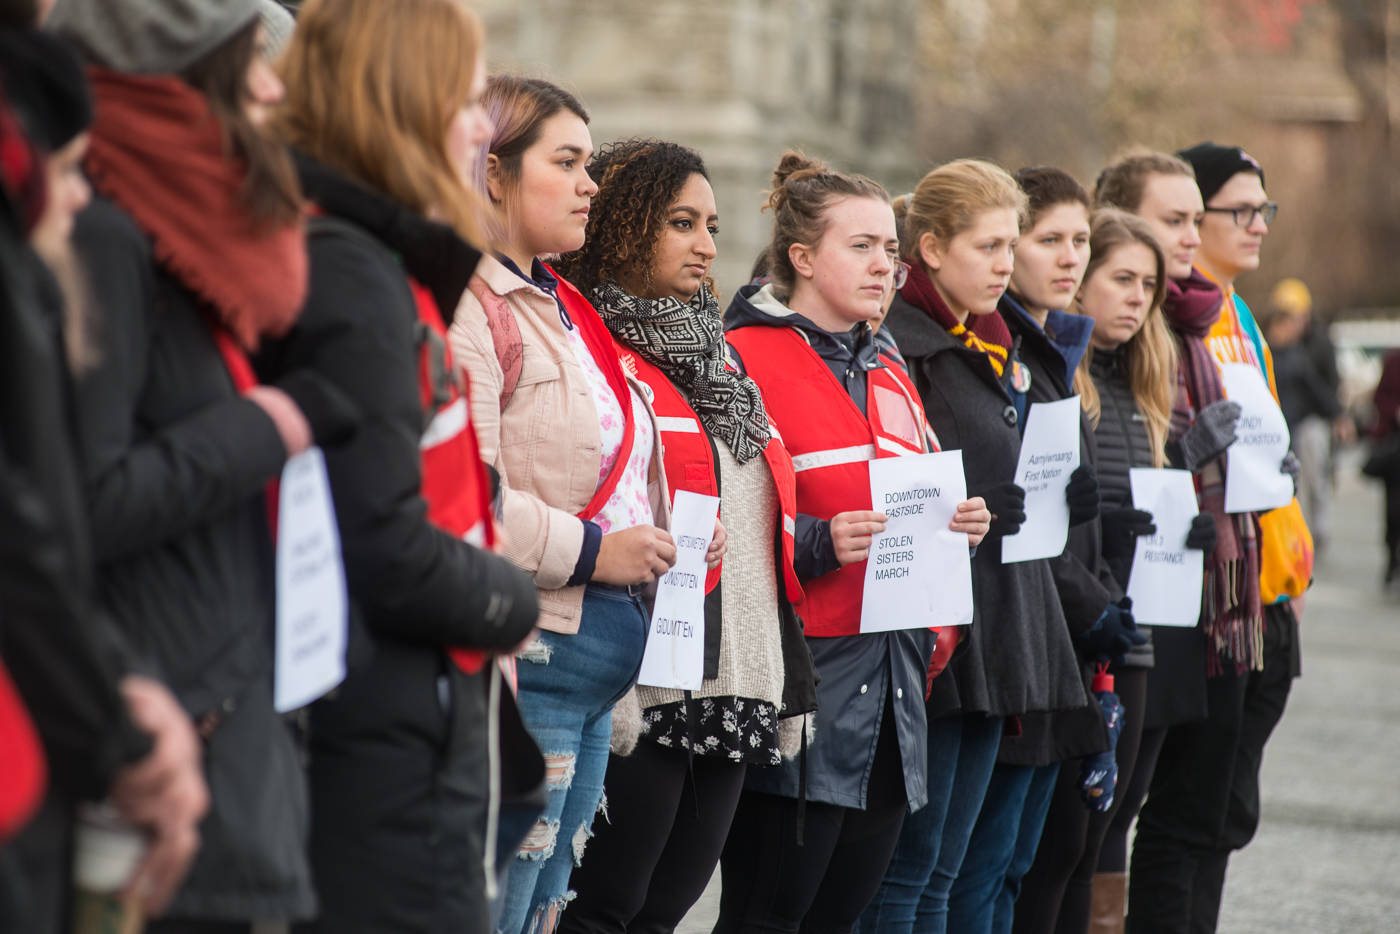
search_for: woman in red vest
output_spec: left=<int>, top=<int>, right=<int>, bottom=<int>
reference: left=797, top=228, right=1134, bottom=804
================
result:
left=550, top=139, right=819, bottom=932
left=714, top=151, right=989, bottom=933
left=266, top=2, right=541, bottom=929
left=450, top=77, right=711, bottom=934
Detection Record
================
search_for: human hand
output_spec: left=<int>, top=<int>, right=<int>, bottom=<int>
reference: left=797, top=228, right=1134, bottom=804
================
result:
left=949, top=497, right=991, bottom=547
left=829, top=510, right=888, bottom=565
left=707, top=517, right=727, bottom=569
left=1066, top=464, right=1100, bottom=526
left=980, top=482, right=1027, bottom=538
left=110, top=677, right=207, bottom=916
left=593, top=525, right=677, bottom=585
left=1185, top=513, right=1217, bottom=554
left=1100, top=507, right=1156, bottom=559
left=1180, top=400, right=1242, bottom=471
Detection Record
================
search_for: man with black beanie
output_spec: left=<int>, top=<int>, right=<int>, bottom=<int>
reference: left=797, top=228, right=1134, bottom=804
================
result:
left=1125, top=143, right=1308, bottom=934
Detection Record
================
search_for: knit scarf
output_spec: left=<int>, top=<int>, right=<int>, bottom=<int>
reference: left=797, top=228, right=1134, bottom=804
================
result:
left=84, top=67, right=306, bottom=351
left=592, top=281, right=770, bottom=464
left=900, top=262, right=1012, bottom=377
left=1163, top=270, right=1263, bottom=675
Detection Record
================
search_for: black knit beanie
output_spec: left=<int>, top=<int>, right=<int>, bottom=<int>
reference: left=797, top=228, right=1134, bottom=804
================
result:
left=0, top=28, right=92, bottom=151
left=1176, top=142, right=1265, bottom=205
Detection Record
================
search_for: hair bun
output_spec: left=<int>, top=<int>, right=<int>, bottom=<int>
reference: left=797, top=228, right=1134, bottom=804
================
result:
left=766, top=150, right=829, bottom=213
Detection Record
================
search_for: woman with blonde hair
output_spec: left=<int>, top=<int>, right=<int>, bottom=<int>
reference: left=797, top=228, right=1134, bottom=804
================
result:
left=864, top=159, right=1086, bottom=934
left=266, top=2, right=541, bottom=930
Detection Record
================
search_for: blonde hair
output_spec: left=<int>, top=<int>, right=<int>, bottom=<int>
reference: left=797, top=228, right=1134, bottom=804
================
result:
left=1074, top=209, right=1177, bottom=467
left=904, top=159, right=1026, bottom=265
left=763, top=150, right=889, bottom=301
left=273, top=0, right=486, bottom=245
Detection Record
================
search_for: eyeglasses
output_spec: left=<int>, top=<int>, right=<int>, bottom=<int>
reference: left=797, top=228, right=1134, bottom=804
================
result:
left=1203, top=202, right=1278, bottom=228
left=891, top=259, right=910, bottom=290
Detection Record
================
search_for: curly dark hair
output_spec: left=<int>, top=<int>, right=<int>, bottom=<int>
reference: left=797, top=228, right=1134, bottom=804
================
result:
left=555, top=138, right=709, bottom=296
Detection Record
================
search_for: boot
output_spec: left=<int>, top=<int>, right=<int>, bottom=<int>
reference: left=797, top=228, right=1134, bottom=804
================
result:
left=1089, top=871, right=1126, bottom=934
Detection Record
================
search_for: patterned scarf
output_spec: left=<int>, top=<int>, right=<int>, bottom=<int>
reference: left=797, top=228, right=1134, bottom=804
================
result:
left=900, top=262, right=1012, bottom=377
left=591, top=281, right=770, bottom=464
left=1163, top=270, right=1263, bottom=675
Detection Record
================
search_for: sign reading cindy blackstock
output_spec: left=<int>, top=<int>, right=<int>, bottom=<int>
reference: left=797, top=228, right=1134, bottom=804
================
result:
left=861, top=449, right=973, bottom=633
left=1219, top=362, right=1293, bottom=514
left=1003, top=396, right=1081, bottom=564
left=636, top=489, right=720, bottom=691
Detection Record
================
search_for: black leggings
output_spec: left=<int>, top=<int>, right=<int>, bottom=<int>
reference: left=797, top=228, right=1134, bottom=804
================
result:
left=1011, top=667, right=1149, bottom=934
left=1126, top=604, right=1297, bottom=934
left=714, top=706, right=907, bottom=934
left=562, top=740, right=747, bottom=934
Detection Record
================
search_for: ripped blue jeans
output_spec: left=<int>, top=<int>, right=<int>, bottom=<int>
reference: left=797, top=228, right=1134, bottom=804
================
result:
left=495, top=585, right=648, bottom=934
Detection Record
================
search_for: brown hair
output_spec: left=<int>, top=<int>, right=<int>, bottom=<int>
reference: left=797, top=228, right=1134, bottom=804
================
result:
left=904, top=159, right=1026, bottom=267
left=763, top=150, right=888, bottom=301
left=183, top=18, right=300, bottom=228
left=476, top=75, right=589, bottom=246
left=555, top=138, right=708, bottom=297
left=1014, top=166, right=1089, bottom=231
left=1093, top=148, right=1195, bottom=214
left=1074, top=209, right=1176, bottom=467
left=274, top=0, right=486, bottom=243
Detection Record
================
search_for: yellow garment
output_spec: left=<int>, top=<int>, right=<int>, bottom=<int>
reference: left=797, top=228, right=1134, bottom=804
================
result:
left=1201, top=271, right=1314, bottom=603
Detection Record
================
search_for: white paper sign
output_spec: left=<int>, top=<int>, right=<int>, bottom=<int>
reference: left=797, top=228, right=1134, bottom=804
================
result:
left=1002, top=397, right=1081, bottom=564
left=861, top=450, right=974, bottom=632
left=1125, top=468, right=1205, bottom=627
left=636, top=490, right=720, bottom=691
left=1219, top=363, right=1293, bottom=514
left=275, top=447, right=348, bottom=713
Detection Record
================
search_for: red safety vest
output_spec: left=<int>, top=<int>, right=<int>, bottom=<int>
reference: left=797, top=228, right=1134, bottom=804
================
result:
left=726, top=325, right=934, bottom=637
left=410, top=278, right=498, bottom=674
left=615, top=343, right=803, bottom=605
left=0, top=659, right=44, bottom=842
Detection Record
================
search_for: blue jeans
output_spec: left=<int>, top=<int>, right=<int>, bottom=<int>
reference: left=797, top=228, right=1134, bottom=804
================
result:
left=495, top=586, right=647, bottom=934
left=860, top=713, right=1003, bottom=934
left=947, top=762, right=1058, bottom=934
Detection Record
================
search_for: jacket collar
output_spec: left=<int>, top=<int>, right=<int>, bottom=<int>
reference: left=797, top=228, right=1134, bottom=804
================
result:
left=1000, top=293, right=1095, bottom=388
left=724, top=282, right=881, bottom=370
left=294, top=151, right=482, bottom=323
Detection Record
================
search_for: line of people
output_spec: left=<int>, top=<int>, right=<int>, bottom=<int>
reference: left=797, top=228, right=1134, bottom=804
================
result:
left=0, top=2, right=1313, bottom=934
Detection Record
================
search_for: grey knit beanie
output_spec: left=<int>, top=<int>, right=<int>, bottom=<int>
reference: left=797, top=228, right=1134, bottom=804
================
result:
left=258, top=0, right=294, bottom=61
left=47, top=0, right=260, bottom=75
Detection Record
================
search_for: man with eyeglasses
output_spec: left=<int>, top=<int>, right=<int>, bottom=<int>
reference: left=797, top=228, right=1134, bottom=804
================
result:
left=1124, top=143, right=1312, bottom=934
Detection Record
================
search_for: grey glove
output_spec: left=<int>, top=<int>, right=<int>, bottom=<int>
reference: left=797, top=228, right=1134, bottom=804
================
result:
left=1281, top=449, right=1300, bottom=495
left=1179, top=400, right=1242, bottom=472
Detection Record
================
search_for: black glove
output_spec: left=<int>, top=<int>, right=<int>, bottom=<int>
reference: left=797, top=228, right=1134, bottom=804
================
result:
left=1178, top=400, right=1242, bottom=472
left=981, top=482, right=1027, bottom=538
left=1281, top=449, right=1300, bottom=495
left=1066, top=464, right=1100, bottom=526
left=1100, top=507, right=1156, bottom=559
left=1077, top=598, right=1147, bottom=663
left=1185, top=512, right=1217, bottom=554
left=276, top=370, right=360, bottom=447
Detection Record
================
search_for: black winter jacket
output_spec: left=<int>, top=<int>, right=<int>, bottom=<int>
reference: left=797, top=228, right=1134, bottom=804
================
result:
left=0, top=191, right=152, bottom=933
left=69, top=196, right=314, bottom=920
left=255, top=156, right=540, bottom=932
left=1089, top=346, right=1208, bottom=728
left=884, top=295, right=1086, bottom=720
left=726, top=284, right=935, bottom=810
left=997, top=298, right=1115, bottom=766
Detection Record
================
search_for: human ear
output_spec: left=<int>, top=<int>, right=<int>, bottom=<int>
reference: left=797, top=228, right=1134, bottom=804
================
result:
left=485, top=153, right=504, bottom=204
left=918, top=232, right=943, bottom=272
left=789, top=241, right=816, bottom=281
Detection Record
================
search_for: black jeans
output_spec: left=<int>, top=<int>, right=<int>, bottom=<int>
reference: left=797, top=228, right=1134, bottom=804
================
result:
left=1126, top=603, right=1298, bottom=934
left=562, top=740, right=747, bottom=934
left=1385, top=479, right=1400, bottom=579
left=1012, top=667, right=1149, bottom=934
left=714, top=705, right=907, bottom=934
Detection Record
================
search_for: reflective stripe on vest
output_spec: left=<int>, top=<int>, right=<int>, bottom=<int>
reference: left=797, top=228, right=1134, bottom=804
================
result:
left=791, top=443, right=877, bottom=473
left=654, top=415, right=702, bottom=435
left=421, top=396, right=469, bottom=450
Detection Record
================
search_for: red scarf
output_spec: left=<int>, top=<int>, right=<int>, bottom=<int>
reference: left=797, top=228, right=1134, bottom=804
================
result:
left=900, top=262, right=1013, bottom=377
left=83, top=67, right=306, bottom=351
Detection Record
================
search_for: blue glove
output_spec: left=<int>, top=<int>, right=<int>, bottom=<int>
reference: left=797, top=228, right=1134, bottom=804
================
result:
left=1077, top=598, right=1148, bottom=663
left=1079, top=686, right=1124, bottom=812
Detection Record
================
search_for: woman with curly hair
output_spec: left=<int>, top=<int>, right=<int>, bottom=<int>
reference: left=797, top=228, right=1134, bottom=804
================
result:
left=553, top=139, right=817, bottom=933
